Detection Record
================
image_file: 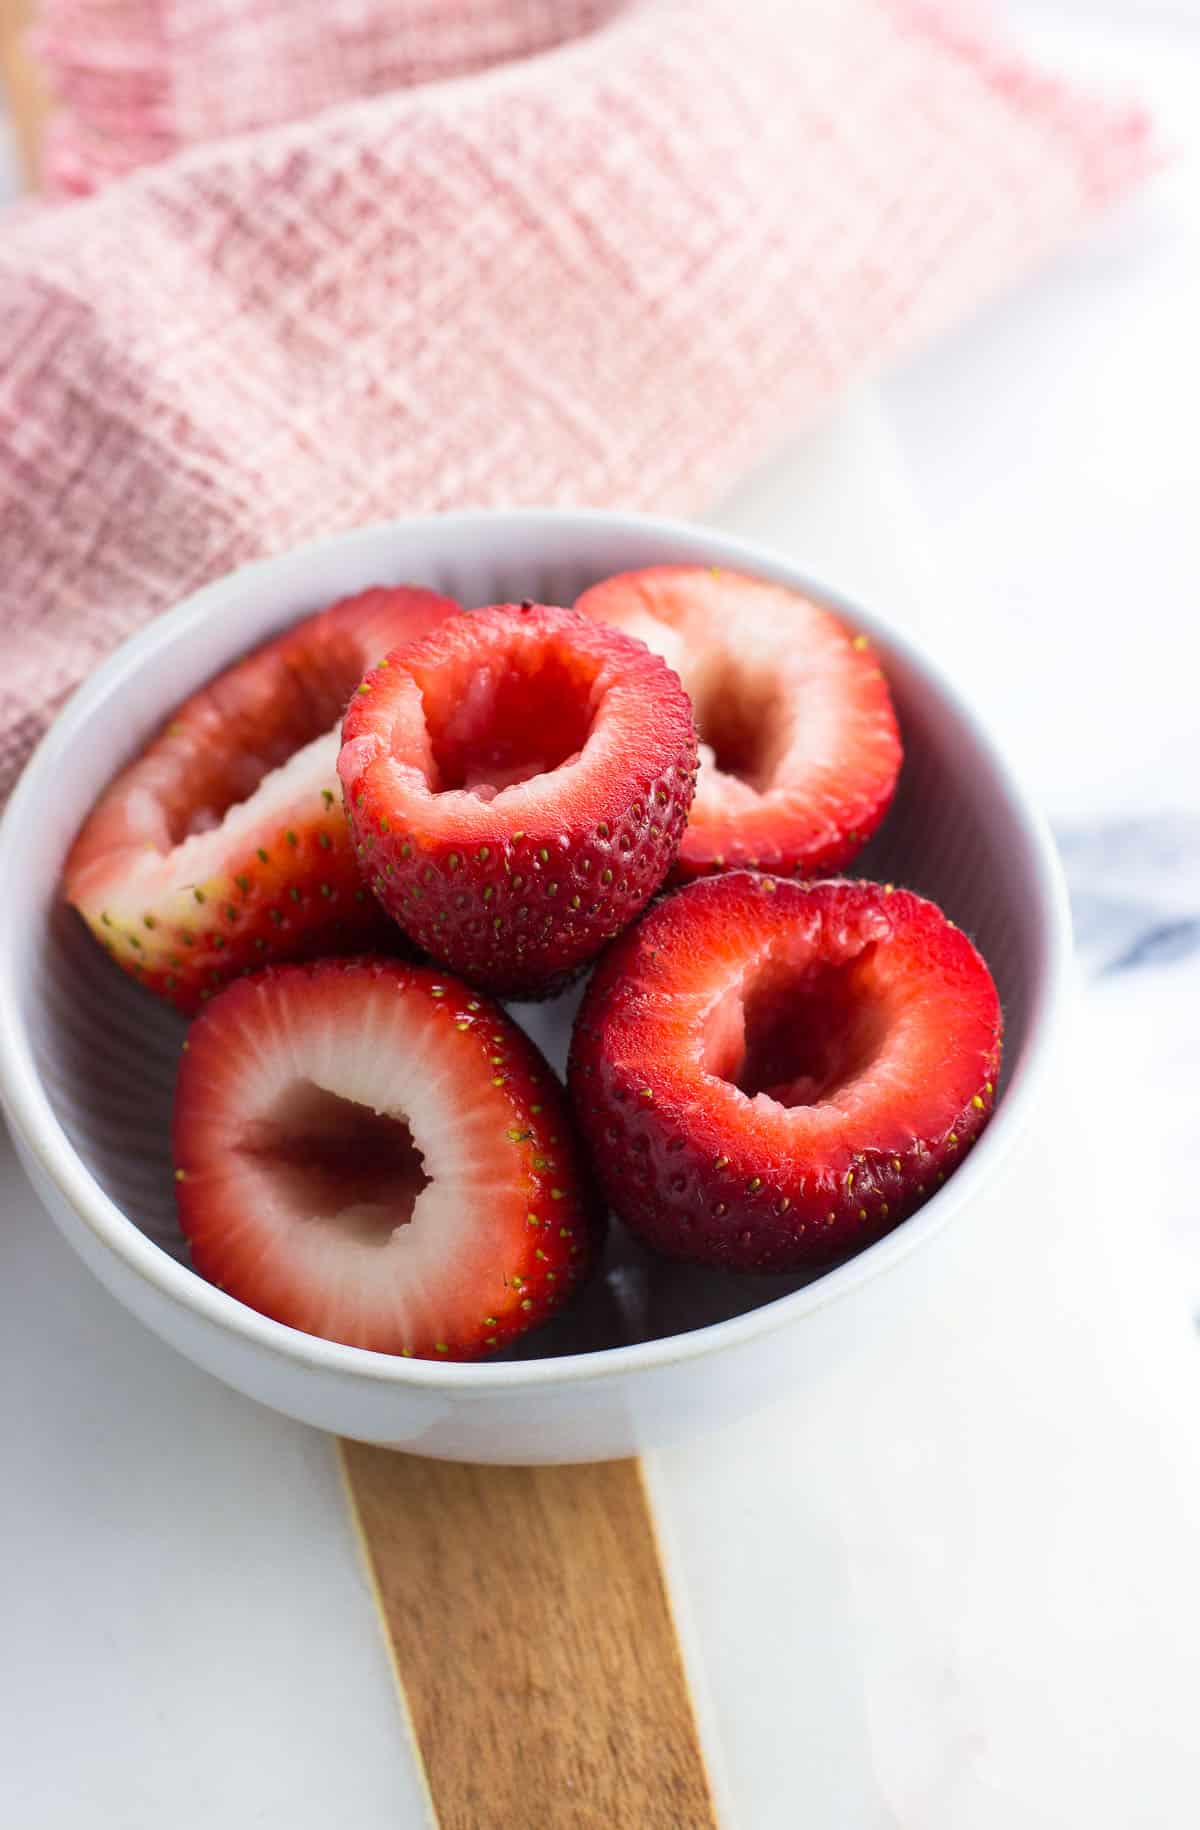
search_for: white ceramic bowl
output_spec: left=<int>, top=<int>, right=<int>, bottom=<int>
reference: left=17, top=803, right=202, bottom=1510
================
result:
left=0, top=510, right=1070, bottom=1462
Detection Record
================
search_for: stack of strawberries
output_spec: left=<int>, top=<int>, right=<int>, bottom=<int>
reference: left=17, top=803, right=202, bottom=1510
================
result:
left=64, top=566, right=1001, bottom=1360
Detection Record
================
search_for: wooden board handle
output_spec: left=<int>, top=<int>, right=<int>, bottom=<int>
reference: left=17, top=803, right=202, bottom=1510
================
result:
left=341, top=1446, right=718, bottom=1829
left=0, top=0, right=46, bottom=187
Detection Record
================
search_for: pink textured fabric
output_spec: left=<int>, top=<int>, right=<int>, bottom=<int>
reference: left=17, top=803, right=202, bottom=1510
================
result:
left=1, top=0, right=1152, bottom=796
left=36, top=0, right=626, bottom=195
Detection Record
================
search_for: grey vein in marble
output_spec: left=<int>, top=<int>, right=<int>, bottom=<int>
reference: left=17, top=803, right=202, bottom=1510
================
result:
left=1054, top=814, right=1200, bottom=978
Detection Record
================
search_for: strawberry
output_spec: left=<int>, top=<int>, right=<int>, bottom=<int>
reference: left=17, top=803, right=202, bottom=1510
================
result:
left=172, top=957, right=601, bottom=1359
left=575, top=565, right=902, bottom=880
left=64, top=585, right=458, bottom=1013
left=338, top=602, right=697, bottom=999
left=568, top=873, right=1002, bottom=1271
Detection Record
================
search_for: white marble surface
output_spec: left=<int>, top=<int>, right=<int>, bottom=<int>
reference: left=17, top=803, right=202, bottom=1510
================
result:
left=3, top=4, right=1200, bottom=1826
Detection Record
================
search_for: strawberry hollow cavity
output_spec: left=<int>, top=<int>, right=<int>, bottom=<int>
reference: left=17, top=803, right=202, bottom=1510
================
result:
left=690, top=659, right=789, bottom=795
left=237, top=1081, right=431, bottom=1246
left=418, top=624, right=600, bottom=798
left=703, top=949, right=889, bottom=1109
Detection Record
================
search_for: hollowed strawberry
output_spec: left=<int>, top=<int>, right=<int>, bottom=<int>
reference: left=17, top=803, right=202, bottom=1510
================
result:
left=568, top=873, right=1001, bottom=1271
left=64, top=585, right=458, bottom=1012
left=338, top=602, right=698, bottom=999
left=172, top=957, right=601, bottom=1359
left=575, top=565, right=901, bottom=880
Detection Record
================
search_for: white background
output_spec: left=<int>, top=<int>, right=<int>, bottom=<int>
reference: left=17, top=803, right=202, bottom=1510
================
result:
left=3, top=3, right=1199, bottom=1825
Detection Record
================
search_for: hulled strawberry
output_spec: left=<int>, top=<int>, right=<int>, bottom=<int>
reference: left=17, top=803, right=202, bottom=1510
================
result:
left=172, top=957, right=602, bottom=1359
left=338, top=602, right=697, bottom=999
left=575, top=565, right=901, bottom=880
left=568, top=873, right=1001, bottom=1271
left=64, top=585, right=458, bottom=1012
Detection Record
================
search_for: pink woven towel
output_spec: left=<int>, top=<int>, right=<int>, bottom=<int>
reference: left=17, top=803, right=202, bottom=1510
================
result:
left=1, top=0, right=1152, bottom=798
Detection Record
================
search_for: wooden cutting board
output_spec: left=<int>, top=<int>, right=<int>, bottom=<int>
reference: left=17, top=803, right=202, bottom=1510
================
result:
left=0, top=0, right=44, bottom=185
left=342, top=1447, right=718, bottom=1827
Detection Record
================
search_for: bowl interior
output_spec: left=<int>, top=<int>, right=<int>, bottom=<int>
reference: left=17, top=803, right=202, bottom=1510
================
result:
left=8, top=513, right=1047, bottom=1363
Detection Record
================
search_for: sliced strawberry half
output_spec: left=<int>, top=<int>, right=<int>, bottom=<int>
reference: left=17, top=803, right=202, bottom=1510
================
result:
left=575, top=565, right=902, bottom=880
left=64, top=585, right=458, bottom=1013
left=172, top=957, right=601, bottom=1359
left=568, top=873, right=1002, bottom=1271
left=338, top=602, right=697, bottom=999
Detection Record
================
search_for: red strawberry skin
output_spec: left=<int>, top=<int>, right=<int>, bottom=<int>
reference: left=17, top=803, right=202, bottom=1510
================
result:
left=338, top=602, right=698, bottom=1000
left=64, top=586, right=457, bottom=1013
left=568, top=874, right=1002, bottom=1271
left=173, top=957, right=601, bottom=1360
left=575, top=565, right=901, bottom=881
